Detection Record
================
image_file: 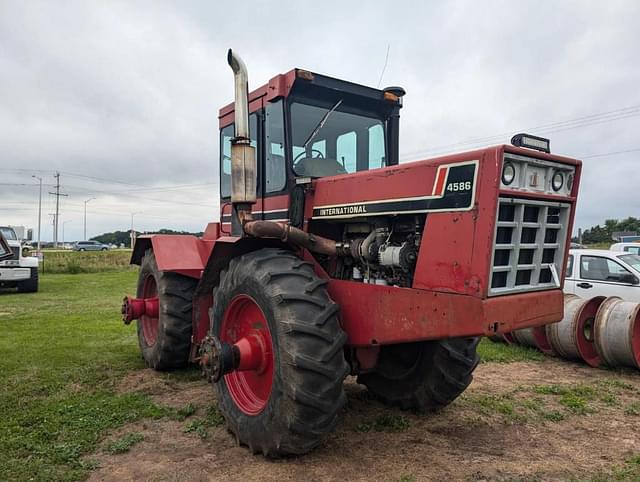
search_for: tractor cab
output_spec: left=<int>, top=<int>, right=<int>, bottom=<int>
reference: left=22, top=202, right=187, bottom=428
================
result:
left=218, top=70, right=405, bottom=227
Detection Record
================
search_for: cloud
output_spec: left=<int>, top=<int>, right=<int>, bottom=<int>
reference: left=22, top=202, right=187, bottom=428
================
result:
left=1, top=0, right=639, bottom=241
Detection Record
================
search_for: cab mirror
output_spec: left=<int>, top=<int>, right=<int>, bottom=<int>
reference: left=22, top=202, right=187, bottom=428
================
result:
left=619, top=273, right=639, bottom=285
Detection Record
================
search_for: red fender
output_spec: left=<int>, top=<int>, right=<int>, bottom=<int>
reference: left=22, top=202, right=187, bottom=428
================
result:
left=131, top=234, right=214, bottom=279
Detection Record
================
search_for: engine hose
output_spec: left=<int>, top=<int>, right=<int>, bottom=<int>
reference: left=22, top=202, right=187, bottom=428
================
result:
left=243, top=220, right=341, bottom=257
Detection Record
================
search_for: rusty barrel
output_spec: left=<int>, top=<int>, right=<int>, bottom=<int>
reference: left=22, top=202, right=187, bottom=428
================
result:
left=546, top=295, right=606, bottom=363
left=594, top=297, right=640, bottom=369
left=532, top=326, right=554, bottom=355
left=511, top=327, right=537, bottom=347
left=514, top=293, right=578, bottom=355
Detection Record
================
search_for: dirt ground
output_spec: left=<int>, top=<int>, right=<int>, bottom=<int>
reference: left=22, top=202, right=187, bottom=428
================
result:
left=88, top=359, right=640, bottom=482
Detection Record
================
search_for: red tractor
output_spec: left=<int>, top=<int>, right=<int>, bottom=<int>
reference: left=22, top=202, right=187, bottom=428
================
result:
left=122, top=50, right=582, bottom=456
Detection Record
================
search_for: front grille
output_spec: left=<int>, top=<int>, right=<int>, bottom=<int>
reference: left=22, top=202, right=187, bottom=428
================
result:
left=489, top=197, right=570, bottom=296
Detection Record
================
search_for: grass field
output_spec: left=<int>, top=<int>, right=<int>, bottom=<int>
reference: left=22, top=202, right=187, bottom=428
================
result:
left=39, top=250, right=135, bottom=274
left=1, top=269, right=636, bottom=481
left=0, top=270, right=188, bottom=481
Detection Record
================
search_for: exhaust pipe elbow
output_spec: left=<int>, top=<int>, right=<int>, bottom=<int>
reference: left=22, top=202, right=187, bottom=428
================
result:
left=227, top=49, right=250, bottom=140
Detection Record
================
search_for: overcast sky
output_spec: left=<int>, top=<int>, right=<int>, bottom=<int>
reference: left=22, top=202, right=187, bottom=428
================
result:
left=1, top=0, right=639, bottom=242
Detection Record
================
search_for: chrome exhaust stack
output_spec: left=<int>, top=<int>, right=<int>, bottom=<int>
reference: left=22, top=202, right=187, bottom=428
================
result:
left=227, top=49, right=256, bottom=232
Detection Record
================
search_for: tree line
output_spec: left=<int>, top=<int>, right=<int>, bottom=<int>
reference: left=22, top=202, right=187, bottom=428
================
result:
left=576, top=217, right=640, bottom=244
left=92, top=229, right=203, bottom=246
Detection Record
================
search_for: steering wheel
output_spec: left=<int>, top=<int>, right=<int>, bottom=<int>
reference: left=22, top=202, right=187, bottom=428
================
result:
left=293, top=149, right=325, bottom=166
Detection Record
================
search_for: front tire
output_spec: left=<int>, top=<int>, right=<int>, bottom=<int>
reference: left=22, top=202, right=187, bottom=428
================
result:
left=17, top=268, right=38, bottom=293
left=136, top=250, right=197, bottom=370
left=212, top=248, right=349, bottom=456
left=357, top=337, right=479, bottom=411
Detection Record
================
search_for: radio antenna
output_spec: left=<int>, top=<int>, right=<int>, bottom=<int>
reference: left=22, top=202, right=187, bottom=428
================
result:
left=377, top=44, right=391, bottom=88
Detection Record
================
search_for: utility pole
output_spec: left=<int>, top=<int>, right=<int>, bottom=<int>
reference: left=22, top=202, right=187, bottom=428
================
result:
left=32, top=175, right=42, bottom=253
left=84, top=197, right=95, bottom=241
left=62, top=220, right=72, bottom=246
left=130, top=212, right=142, bottom=248
left=48, top=172, right=67, bottom=248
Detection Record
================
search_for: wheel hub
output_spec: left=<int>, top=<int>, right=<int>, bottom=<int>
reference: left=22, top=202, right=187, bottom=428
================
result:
left=202, top=294, right=274, bottom=415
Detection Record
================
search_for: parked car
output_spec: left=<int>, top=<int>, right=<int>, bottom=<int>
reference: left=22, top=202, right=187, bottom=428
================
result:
left=609, top=242, right=640, bottom=255
left=73, top=240, right=109, bottom=251
left=565, top=248, right=640, bottom=302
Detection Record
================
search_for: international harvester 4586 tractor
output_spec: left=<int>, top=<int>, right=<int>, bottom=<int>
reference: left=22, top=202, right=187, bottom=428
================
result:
left=122, top=50, right=582, bottom=456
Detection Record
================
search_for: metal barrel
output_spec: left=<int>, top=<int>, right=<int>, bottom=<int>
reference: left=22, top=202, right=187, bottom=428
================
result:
left=574, top=296, right=606, bottom=367
left=511, top=327, right=537, bottom=347
left=532, top=325, right=554, bottom=355
left=594, top=297, right=640, bottom=369
left=546, top=296, right=592, bottom=360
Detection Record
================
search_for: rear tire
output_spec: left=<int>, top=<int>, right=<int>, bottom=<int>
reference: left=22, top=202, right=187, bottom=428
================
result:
left=136, top=250, right=197, bottom=370
left=17, top=268, right=38, bottom=293
left=212, top=248, right=349, bottom=456
left=357, top=337, right=480, bottom=411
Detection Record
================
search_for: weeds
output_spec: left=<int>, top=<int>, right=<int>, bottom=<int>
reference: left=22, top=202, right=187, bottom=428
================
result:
left=356, top=414, right=410, bottom=433
left=105, top=433, right=144, bottom=454
left=183, top=404, right=225, bottom=439
left=175, top=403, right=197, bottom=421
left=624, top=402, right=640, bottom=416
left=184, top=420, right=209, bottom=439
left=42, top=250, right=135, bottom=274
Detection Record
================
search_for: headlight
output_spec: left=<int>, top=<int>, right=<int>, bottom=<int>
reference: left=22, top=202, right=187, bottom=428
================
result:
left=502, top=162, right=516, bottom=186
left=566, top=173, right=574, bottom=192
left=551, top=171, right=564, bottom=191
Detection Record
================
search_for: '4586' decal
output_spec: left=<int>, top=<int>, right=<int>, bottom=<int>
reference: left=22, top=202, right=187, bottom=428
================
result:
left=312, top=160, right=479, bottom=219
left=447, top=181, right=473, bottom=192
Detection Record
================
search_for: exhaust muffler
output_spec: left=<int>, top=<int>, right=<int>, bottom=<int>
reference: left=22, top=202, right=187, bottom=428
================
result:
left=227, top=49, right=256, bottom=232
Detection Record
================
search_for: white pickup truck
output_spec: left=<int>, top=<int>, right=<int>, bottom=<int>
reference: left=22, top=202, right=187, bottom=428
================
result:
left=0, top=226, right=39, bottom=292
left=565, top=248, right=640, bottom=302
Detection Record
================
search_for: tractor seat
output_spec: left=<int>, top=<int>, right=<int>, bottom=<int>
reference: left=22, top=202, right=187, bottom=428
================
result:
left=295, top=157, right=348, bottom=178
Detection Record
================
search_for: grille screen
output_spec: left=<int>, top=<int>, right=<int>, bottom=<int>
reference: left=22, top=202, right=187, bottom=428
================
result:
left=489, top=197, right=570, bottom=296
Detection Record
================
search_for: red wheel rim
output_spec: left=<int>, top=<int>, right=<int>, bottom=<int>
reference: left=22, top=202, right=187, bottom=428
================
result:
left=532, top=326, right=553, bottom=355
left=141, top=275, right=159, bottom=346
left=220, top=295, right=274, bottom=415
left=575, top=296, right=605, bottom=367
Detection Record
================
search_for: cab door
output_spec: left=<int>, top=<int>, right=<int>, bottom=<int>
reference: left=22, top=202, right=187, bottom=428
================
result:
left=261, top=99, right=290, bottom=223
left=575, top=254, right=640, bottom=301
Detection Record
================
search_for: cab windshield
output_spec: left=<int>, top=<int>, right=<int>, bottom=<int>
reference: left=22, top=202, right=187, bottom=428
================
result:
left=290, top=101, right=386, bottom=178
left=0, top=227, right=17, bottom=240
left=619, top=254, right=640, bottom=274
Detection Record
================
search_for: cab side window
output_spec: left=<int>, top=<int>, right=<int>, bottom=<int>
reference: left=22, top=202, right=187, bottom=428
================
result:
left=265, top=100, right=286, bottom=193
left=580, top=255, right=632, bottom=282
left=220, top=114, right=259, bottom=199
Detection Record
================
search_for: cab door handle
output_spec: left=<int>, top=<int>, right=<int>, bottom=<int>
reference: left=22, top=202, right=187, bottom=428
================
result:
left=577, top=282, right=592, bottom=289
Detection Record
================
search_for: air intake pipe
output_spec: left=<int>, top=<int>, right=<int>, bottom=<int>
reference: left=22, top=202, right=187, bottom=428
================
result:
left=227, top=49, right=256, bottom=231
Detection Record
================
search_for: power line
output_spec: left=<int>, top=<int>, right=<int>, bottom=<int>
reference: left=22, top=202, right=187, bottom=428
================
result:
left=400, top=103, right=640, bottom=160
left=580, top=148, right=640, bottom=159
